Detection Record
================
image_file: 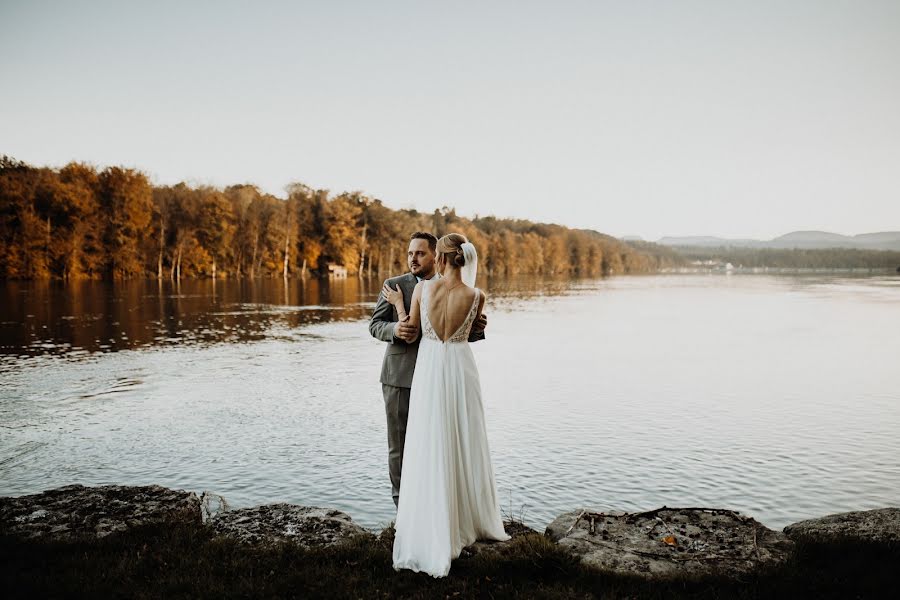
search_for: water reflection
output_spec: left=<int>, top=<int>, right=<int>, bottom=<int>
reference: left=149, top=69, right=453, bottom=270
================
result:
left=2, top=278, right=363, bottom=357
left=0, top=275, right=581, bottom=358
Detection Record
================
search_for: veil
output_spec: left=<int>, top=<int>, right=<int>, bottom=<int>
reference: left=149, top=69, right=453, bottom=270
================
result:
left=460, top=242, right=478, bottom=287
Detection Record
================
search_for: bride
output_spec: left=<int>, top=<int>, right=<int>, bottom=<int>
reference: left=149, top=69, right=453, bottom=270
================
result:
left=381, top=232, right=510, bottom=578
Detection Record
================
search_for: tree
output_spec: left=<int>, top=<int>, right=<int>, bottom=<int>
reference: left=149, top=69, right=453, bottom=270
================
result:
left=97, top=167, right=153, bottom=278
left=225, top=184, right=263, bottom=277
left=288, top=183, right=328, bottom=276
left=195, top=189, right=235, bottom=278
left=162, top=183, right=199, bottom=280
left=58, top=163, right=101, bottom=278
left=324, top=193, right=363, bottom=273
left=0, top=157, right=684, bottom=279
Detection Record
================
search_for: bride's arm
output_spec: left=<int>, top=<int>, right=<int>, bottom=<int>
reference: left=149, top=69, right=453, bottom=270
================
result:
left=407, top=282, right=424, bottom=329
left=383, top=281, right=424, bottom=328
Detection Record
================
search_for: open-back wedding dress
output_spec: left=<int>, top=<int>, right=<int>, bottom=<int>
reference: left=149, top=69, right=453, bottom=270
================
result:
left=391, top=279, right=510, bottom=578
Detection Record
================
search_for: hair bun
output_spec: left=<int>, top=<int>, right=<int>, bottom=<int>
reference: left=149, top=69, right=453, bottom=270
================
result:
left=435, top=232, right=469, bottom=269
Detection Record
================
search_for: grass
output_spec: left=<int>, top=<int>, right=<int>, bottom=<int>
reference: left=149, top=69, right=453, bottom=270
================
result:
left=1, top=521, right=896, bottom=599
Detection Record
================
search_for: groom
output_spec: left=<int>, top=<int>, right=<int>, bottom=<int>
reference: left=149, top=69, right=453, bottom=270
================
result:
left=369, top=231, right=487, bottom=508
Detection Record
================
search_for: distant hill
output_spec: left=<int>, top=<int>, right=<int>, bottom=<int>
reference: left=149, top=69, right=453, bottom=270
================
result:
left=773, top=231, right=848, bottom=243
left=658, top=231, right=900, bottom=251
left=657, top=236, right=761, bottom=247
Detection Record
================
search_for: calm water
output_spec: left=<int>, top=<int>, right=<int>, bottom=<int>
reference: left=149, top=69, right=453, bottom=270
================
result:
left=1, top=274, right=898, bottom=531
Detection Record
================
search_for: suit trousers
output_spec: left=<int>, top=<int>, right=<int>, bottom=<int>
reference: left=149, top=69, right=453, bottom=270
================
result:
left=382, top=383, right=410, bottom=508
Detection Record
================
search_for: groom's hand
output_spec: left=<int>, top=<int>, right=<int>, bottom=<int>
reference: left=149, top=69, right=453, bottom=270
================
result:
left=471, top=313, right=487, bottom=335
left=393, top=320, right=419, bottom=343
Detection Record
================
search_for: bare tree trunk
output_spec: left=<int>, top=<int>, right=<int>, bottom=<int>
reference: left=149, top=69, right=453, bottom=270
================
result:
left=367, top=249, right=372, bottom=278
left=283, top=201, right=293, bottom=280
left=301, top=258, right=307, bottom=279
left=389, top=245, right=395, bottom=275
left=283, top=233, right=289, bottom=280
left=170, top=245, right=177, bottom=280
left=358, top=223, right=367, bottom=277
left=250, top=233, right=258, bottom=279
left=176, top=246, right=183, bottom=280
left=46, top=217, right=51, bottom=268
left=157, top=218, right=165, bottom=280
left=212, top=258, right=217, bottom=280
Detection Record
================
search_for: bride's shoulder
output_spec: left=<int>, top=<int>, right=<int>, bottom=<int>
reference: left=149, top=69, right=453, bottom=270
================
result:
left=468, top=286, right=485, bottom=307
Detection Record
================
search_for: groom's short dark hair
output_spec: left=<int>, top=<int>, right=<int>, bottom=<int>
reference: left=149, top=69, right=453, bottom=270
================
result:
left=410, top=231, right=437, bottom=251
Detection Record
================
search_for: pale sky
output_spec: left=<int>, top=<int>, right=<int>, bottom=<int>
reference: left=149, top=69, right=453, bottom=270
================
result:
left=2, top=0, right=898, bottom=240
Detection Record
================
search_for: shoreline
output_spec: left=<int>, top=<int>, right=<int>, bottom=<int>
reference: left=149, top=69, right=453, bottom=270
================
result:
left=2, top=484, right=897, bottom=598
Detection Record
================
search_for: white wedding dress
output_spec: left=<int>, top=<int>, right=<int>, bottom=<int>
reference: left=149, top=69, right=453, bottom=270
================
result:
left=392, top=280, right=510, bottom=578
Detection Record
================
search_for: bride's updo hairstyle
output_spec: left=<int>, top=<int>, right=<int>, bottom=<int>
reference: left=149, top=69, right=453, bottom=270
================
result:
left=436, top=233, right=468, bottom=268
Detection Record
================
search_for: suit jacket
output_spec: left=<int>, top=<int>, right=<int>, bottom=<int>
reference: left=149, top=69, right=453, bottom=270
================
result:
left=369, top=272, right=485, bottom=388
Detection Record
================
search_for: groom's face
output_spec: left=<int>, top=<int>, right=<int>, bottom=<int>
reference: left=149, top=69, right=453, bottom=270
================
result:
left=408, top=239, right=435, bottom=278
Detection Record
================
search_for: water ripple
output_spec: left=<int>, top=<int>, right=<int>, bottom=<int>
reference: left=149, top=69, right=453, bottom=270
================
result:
left=1, top=274, right=899, bottom=531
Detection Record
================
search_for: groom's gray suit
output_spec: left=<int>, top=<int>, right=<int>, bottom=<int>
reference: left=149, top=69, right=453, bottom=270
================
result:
left=369, top=271, right=485, bottom=507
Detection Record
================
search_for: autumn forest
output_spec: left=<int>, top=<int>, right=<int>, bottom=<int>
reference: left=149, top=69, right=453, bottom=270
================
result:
left=0, top=156, right=678, bottom=281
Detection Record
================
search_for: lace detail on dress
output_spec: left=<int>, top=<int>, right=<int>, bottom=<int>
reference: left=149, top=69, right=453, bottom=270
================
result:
left=421, top=283, right=439, bottom=342
left=421, top=282, right=480, bottom=344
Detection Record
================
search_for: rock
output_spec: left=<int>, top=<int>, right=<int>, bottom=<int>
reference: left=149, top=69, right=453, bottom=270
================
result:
left=545, top=507, right=794, bottom=580
left=199, top=491, right=230, bottom=523
left=0, top=484, right=200, bottom=541
left=208, top=503, right=370, bottom=548
left=783, top=508, right=900, bottom=545
left=461, top=519, right=540, bottom=558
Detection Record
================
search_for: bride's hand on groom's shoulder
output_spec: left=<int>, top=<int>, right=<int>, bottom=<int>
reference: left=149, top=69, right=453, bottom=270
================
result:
left=382, top=283, right=403, bottom=307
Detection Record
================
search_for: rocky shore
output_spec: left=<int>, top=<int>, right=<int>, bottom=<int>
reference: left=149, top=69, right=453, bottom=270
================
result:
left=1, top=484, right=897, bottom=598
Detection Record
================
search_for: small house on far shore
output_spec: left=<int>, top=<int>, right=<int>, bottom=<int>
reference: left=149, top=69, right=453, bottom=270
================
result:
left=327, top=263, right=348, bottom=278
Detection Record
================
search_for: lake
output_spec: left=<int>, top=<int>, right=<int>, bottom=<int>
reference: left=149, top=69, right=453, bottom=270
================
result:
left=1, top=274, right=898, bottom=531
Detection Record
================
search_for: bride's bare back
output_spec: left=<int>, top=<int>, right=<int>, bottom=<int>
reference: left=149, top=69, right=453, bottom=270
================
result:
left=409, top=279, right=485, bottom=342
left=427, top=282, right=482, bottom=342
